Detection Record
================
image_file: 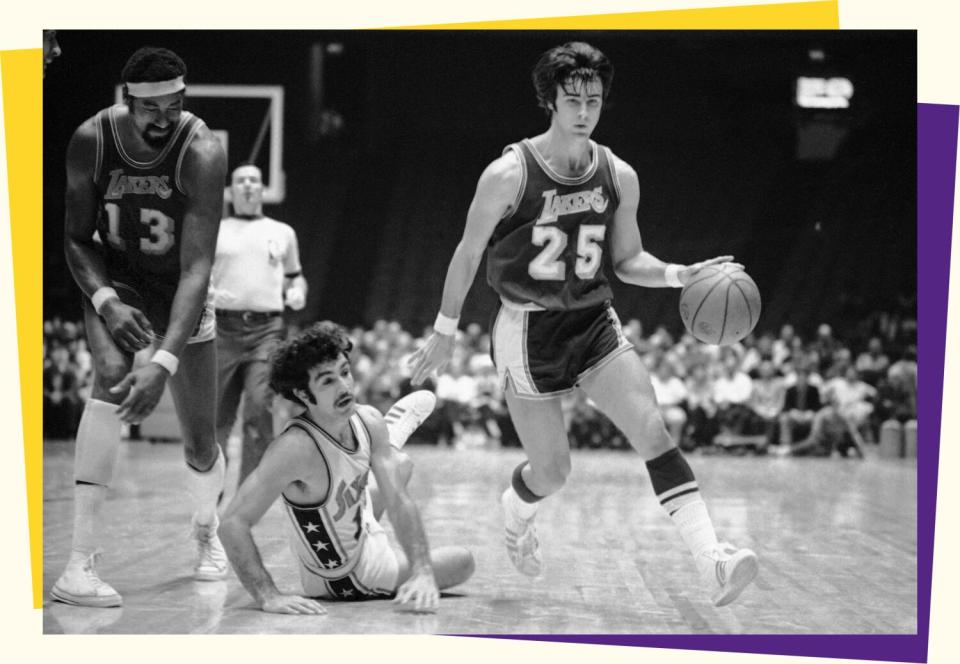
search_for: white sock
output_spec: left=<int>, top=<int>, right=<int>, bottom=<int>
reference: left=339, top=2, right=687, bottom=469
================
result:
left=671, top=499, right=719, bottom=563
left=68, top=398, right=123, bottom=565
left=503, top=485, right=538, bottom=520
left=70, top=483, right=108, bottom=561
left=186, top=449, right=225, bottom=526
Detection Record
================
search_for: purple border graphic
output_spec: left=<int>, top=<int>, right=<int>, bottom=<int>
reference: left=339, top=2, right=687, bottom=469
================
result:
left=463, top=103, right=958, bottom=663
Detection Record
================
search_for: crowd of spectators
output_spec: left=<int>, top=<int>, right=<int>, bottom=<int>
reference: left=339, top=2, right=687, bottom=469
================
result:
left=44, top=310, right=919, bottom=458
left=43, top=318, right=92, bottom=439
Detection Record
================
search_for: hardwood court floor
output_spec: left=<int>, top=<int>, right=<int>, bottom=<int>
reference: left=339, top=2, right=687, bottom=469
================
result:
left=42, top=440, right=917, bottom=634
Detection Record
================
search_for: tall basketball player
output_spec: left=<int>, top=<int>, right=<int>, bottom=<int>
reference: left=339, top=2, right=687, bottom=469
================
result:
left=52, top=47, right=228, bottom=608
left=410, top=42, right=759, bottom=606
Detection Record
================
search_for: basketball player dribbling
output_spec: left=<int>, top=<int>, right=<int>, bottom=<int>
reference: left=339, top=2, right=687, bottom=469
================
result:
left=410, top=42, right=759, bottom=606
left=52, top=47, right=228, bottom=608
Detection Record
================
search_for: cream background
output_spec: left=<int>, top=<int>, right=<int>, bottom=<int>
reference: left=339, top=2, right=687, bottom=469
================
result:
left=1, top=1, right=957, bottom=662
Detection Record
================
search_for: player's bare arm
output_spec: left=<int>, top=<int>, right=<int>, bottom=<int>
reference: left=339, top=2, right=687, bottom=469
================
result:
left=219, top=429, right=327, bottom=615
left=607, top=154, right=738, bottom=288
left=282, top=227, right=308, bottom=310
left=63, top=119, right=154, bottom=353
left=409, top=152, right=521, bottom=385
left=160, top=128, right=226, bottom=355
left=112, top=129, right=226, bottom=422
left=362, top=407, right=439, bottom=612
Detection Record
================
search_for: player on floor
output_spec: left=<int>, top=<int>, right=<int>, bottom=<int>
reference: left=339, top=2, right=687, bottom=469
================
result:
left=219, top=323, right=474, bottom=614
left=52, top=47, right=228, bottom=608
left=409, top=41, right=758, bottom=606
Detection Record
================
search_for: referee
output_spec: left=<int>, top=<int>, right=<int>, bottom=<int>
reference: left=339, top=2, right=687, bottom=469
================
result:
left=212, top=163, right=307, bottom=486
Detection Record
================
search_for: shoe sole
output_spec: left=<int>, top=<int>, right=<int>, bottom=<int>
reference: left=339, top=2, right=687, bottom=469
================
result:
left=50, top=586, right=122, bottom=608
left=712, top=550, right=759, bottom=607
left=385, top=391, right=437, bottom=449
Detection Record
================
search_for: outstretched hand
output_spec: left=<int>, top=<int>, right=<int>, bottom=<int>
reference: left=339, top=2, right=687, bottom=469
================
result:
left=408, top=333, right=456, bottom=386
left=678, top=255, right=743, bottom=286
left=261, top=593, right=327, bottom=615
left=392, top=568, right=439, bottom=613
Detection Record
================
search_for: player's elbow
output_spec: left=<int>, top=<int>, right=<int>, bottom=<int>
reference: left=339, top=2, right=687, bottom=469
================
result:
left=453, top=240, right=484, bottom=270
left=180, top=260, right=213, bottom=284
left=613, top=259, right=636, bottom=283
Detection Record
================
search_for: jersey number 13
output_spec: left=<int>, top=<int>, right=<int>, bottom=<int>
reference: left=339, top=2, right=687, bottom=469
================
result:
left=103, top=203, right=176, bottom=256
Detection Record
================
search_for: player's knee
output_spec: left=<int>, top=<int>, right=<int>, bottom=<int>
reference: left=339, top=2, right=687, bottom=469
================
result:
left=184, top=439, right=219, bottom=471
left=456, top=548, right=476, bottom=584
left=438, top=547, right=475, bottom=589
left=533, top=456, right=571, bottom=493
left=93, top=357, right=129, bottom=390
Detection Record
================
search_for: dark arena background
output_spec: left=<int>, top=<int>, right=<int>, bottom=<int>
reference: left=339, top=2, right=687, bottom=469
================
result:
left=42, top=31, right=918, bottom=635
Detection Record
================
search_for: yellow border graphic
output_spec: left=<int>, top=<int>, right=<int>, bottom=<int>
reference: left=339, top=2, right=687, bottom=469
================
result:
left=403, top=1, right=838, bottom=29
left=1, top=48, right=42, bottom=609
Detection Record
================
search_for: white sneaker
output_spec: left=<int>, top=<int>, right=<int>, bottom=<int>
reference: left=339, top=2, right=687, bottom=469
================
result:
left=501, top=489, right=543, bottom=578
left=192, top=515, right=229, bottom=581
left=700, top=542, right=758, bottom=607
left=50, top=552, right=123, bottom=608
left=385, top=391, right=437, bottom=448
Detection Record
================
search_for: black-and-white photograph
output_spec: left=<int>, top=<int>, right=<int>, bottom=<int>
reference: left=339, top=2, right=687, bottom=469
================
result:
left=41, top=29, right=917, bottom=634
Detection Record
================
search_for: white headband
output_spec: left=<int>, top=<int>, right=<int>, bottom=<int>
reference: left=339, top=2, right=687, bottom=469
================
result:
left=126, top=76, right=185, bottom=98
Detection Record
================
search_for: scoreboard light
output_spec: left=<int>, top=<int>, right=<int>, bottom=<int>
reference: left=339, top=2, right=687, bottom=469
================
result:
left=796, top=76, right=854, bottom=109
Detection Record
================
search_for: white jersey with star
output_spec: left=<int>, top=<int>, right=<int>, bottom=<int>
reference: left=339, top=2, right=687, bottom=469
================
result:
left=280, top=413, right=384, bottom=580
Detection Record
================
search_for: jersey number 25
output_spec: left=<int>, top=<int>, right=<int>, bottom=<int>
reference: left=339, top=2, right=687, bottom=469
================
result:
left=103, top=203, right=176, bottom=256
left=528, top=224, right=605, bottom=281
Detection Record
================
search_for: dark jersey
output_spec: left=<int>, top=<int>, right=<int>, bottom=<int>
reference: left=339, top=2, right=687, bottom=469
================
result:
left=93, top=105, right=206, bottom=294
left=485, top=139, right=621, bottom=311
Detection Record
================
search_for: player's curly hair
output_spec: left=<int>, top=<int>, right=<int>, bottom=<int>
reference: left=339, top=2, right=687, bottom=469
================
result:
left=269, top=321, right=354, bottom=407
left=121, top=46, right=187, bottom=86
left=532, top=41, right=613, bottom=115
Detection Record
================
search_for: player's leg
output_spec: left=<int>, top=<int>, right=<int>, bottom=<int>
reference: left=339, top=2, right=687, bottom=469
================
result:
left=51, top=303, right=132, bottom=607
left=236, top=318, right=285, bottom=485
left=579, top=349, right=758, bottom=607
left=489, top=303, right=574, bottom=577
left=395, top=546, right=475, bottom=592
left=167, top=338, right=228, bottom=580
left=369, top=391, right=438, bottom=520
left=237, top=357, right=274, bottom=485
left=498, top=383, right=569, bottom=578
left=214, top=327, right=244, bottom=467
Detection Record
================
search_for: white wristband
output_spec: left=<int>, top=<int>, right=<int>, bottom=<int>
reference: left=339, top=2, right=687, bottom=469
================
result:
left=150, top=350, right=179, bottom=376
left=91, top=287, right=119, bottom=314
left=433, top=312, right=460, bottom=336
left=664, top=264, right=684, bottom=288
left=285, top=285, right=306, bottom=311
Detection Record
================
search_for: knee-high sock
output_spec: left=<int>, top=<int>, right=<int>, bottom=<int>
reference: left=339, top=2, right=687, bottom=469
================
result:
left=646, top=447, right=718, bottom=561
left=186, top=448, right=225, bottom=526
left=71, top=484, right=108, bottom=561
left=70, top=399, right=122, bottom=559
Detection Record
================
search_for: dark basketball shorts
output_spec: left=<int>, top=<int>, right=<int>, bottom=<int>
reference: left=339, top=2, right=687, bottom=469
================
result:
left=85, top=269, right=215, bottom=345
left=490, top=298, right=633, bottom=399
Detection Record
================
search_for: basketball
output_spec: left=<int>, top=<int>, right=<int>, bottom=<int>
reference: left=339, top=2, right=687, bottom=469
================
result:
left=678, top=264, right=761, bottom=346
